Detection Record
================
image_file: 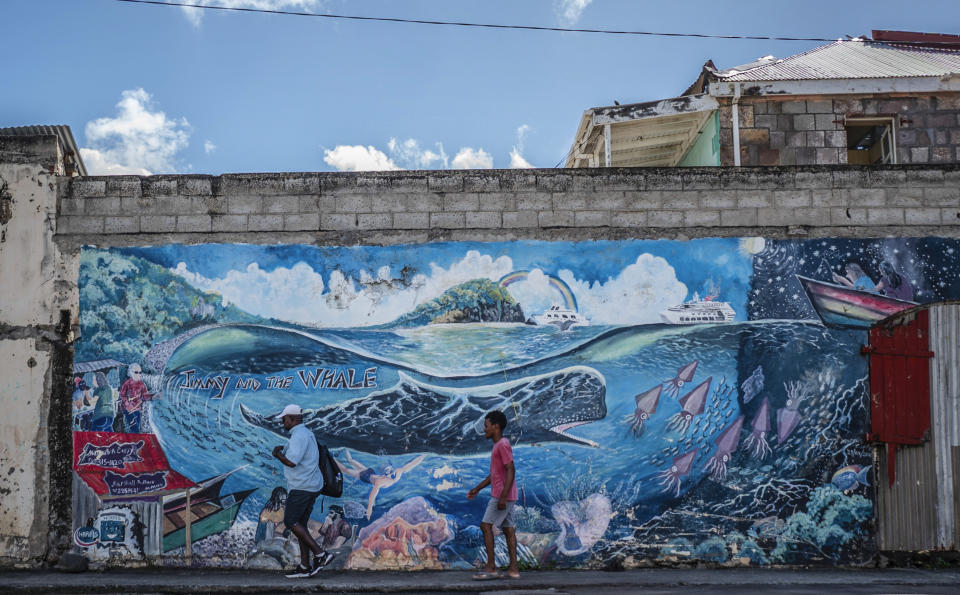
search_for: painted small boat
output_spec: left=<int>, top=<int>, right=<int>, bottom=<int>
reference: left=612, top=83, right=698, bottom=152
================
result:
left=161, top=468, right=254, bottom=552
left=796, top=275, right=917, bottom=329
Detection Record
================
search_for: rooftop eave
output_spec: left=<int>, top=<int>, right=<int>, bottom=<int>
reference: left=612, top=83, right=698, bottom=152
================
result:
left=708, top=74, right=960, bottom=97
left=591, top=94, right=719, bottom=125
left=565, top=94, right=718, bottom=168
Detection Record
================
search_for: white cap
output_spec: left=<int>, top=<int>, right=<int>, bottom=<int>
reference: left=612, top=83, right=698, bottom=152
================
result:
left=274, top=404, right=302, bottom=419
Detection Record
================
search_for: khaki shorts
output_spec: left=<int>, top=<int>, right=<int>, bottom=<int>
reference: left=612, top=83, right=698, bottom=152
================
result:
left=481, top=497, right=516, bottom=528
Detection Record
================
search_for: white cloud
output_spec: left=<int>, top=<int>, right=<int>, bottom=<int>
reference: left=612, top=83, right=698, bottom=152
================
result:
left=80, top=88, right=190, bottom=175
left=509, top=150, right=533, bottom=169
left=79, top=148, right=152, bottom=176
left=556, top=0, right=594, bottom=25
left=505, top=254, right=687, bottom=325
left=170, top=249, right=687, bottom=328
left=451, top=147, right=494, bottom=169
left=180, top=1, right=322, bottom=27
left=563, top=254, right=687, bottom=324
left=388, top=138, right=448, bottom=169
left=170, top=249, right=514, bottom=327
left=510, top=124, right=534, bottom=169
left=204, top=140, right=217, bottom=155
left=322, top=145, right=401, bottom=171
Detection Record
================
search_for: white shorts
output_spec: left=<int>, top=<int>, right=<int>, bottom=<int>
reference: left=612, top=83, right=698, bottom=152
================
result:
left=481, top=497, right=516, bottom=528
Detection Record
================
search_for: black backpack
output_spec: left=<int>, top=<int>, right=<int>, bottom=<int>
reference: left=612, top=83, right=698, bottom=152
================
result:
left=316, top=441, right=343, bottom=498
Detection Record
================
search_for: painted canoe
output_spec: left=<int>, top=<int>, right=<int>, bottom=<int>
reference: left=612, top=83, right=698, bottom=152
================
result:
left=161, top=467, right=254, bottom=552
left=162, top=487, right=255, bottom=552
left=796, top=274, right=917, bottom=329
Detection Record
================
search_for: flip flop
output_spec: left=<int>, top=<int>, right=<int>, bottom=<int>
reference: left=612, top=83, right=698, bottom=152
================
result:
left=506, top=572, right=521, bottom=579
left=471, top=571, right=502, bottom=581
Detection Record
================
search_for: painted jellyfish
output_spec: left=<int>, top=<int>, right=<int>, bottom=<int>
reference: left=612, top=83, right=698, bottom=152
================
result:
left=743, top=397, right=773, bottom=459
left=666, top=377, right=711, bottom=434
left=664, top=360, right=698, bottom=398
left=776, top=381, right=808, bottom=442
left=627, top=385, right=662, bottom=437
left=704, top=415, right=745, bottom=481
left=740, top=365, right=764, bottom=404
left=657, top=448, right=698, bottom=497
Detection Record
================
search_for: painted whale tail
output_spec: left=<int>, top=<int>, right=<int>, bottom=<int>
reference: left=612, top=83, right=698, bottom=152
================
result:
left=857, top=465, right=872, bottom=487
left=239, top=403, right=283, bottom=436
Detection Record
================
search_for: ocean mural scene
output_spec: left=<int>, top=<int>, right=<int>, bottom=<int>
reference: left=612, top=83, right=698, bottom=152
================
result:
left=70, top=237, right=960, bottom=569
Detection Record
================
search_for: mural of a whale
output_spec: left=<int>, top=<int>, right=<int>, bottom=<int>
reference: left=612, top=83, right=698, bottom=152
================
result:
left=240, top=365, right=606, bottom=455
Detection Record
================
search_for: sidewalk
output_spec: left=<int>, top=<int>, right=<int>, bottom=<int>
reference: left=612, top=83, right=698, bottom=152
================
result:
left=2, top=567, right=960, bottom=594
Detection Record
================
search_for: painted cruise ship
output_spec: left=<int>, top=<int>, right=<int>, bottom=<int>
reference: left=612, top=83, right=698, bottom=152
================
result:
left=660, top=293, right=736, bottom=325
left=530, top=305, right=590, bottom=329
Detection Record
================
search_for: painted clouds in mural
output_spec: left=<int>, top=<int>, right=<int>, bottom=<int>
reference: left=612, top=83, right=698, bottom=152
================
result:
left=72, top=237, right=960, bottom=567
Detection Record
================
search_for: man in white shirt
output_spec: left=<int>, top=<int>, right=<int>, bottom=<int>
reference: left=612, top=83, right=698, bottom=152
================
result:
left=271, top=404, right=334, bottom=578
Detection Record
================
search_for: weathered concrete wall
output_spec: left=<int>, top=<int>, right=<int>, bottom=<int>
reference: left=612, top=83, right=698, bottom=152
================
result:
left=0, top=137, right=75, bottom=567
left=55, top=165, right=960, bottom=246
left=717, top=95, right=960, bottom=167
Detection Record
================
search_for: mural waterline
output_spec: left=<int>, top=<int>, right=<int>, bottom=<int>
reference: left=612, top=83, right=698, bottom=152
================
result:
left=73, top=237, right=960, bottom=568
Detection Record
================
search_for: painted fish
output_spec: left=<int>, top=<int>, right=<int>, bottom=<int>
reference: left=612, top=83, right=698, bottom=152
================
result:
left=831, top=465, right=872, bottom=491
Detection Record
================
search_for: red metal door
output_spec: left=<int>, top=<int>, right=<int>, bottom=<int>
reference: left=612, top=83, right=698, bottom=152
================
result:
left=862, top=309, right=933, bottom=486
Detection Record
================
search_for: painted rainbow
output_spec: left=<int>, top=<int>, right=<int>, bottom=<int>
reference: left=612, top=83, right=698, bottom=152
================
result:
left=499, top=270, right=579, bottom=312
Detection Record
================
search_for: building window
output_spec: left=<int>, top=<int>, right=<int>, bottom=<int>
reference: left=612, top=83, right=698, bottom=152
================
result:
left=845, top=117, right=897, bottom=164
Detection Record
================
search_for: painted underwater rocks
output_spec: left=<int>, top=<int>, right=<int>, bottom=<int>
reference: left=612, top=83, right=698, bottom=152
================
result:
left=345, top=496, right=452, bottom=570
left=242, top=366, right=607, bottom=455
left=628, top=385, right=662, bottom=437
left=666, top=378, right=711, bottom=434
left=665, top=360, right=698, bottom=398
left=743, top=398, right=772, bottom=460
left=704, top=415, right=745, bottom=482
left=551, top=493, right=613, bottom=556
left=831, top=465, right=872, bottom=492
left=657, top=449, right=698, bottom=497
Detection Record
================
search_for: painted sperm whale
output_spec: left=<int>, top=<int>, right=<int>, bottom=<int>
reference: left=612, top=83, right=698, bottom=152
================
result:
left=241, top=365, right=607, bottom=455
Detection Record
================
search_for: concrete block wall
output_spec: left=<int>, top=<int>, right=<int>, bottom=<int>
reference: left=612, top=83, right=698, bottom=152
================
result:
left=718, top=95, right=960, bottom=167
left=55, top=165, right=960, bottom=248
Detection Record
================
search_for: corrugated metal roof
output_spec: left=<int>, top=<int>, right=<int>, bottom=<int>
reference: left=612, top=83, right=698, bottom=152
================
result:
left=0, top=124, right=87, bottom=176
left=715, top=40, right=960, bottom=82
left=74, top=359, right=126, bottom=374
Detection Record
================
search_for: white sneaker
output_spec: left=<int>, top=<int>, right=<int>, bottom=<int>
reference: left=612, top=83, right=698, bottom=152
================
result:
left=285, top=563, right=311, bottom=578
left=307, top=551, right=335, bottom=576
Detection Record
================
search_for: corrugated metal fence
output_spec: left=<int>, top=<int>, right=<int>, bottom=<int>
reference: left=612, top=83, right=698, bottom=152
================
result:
left=873, top=303, right=960, bottom=551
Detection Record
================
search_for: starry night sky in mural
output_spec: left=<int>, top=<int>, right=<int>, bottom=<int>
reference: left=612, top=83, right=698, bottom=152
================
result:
left=748, top=237, right=960, bottom=321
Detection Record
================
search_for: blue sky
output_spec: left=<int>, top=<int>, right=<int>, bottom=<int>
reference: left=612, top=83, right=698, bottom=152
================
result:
left=4, top=0, right=959, bottom=174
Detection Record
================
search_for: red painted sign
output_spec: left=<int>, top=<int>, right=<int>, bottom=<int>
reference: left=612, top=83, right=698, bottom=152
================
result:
left=73, top=432, right=196, bottom=497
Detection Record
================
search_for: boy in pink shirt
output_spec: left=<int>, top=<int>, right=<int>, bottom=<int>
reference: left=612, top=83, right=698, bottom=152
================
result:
left=467, top=410, right=519, bottom=580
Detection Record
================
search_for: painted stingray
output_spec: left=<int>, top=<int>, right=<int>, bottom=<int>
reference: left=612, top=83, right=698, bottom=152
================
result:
left=241, top=365, right=607, bottom=455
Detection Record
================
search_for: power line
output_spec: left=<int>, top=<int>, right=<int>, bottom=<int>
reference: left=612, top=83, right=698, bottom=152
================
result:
left=114, top=0, right=909, bottom=44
